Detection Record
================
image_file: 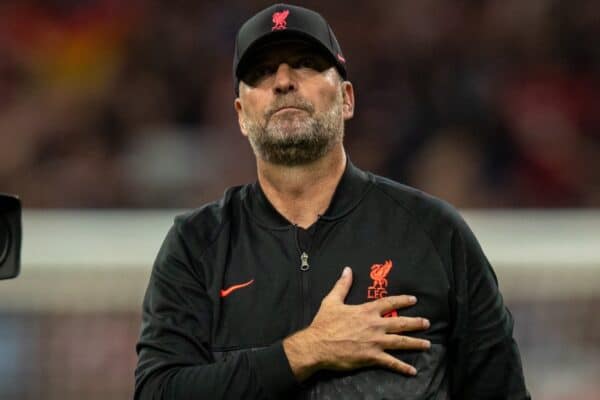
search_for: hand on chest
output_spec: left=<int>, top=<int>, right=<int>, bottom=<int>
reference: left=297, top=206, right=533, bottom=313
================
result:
left=213, top=230, right=451, bottom=348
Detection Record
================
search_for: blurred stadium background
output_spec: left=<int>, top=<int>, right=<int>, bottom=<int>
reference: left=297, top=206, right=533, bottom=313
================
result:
left=0, top=0, right=599, bottom=399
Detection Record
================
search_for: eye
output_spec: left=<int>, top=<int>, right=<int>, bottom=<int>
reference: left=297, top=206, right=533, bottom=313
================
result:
left=294, top=56, right=317, bottom=70
left=257, top=65, right=276, bottom=77
left=243, top=64, right=276, bottom=85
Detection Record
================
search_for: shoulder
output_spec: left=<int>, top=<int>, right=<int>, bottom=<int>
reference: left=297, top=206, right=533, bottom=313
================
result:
left=171, top=184, right=248, bottom=251
left=368, top=172, right=468, bottom=234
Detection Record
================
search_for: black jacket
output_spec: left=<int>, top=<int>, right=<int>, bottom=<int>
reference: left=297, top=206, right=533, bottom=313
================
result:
left=135, top=160, right=530, bottom=399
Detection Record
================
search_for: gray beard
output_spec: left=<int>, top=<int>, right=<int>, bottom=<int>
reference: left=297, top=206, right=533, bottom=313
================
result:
left=243, top=96, right=344, bottom=166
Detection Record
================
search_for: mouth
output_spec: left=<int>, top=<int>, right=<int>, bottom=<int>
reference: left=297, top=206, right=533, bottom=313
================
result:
left=270, top=106, right=308, bottom=117
left=271, top=106, right=307, bottom=117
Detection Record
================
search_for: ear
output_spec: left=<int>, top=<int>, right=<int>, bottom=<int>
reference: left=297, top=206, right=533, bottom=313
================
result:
left=341, top=81, right=355, bottom=120
left=234, top=97, right=248, bottom=137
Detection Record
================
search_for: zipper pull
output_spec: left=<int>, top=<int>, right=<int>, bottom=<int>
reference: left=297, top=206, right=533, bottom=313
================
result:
left=300, top=252, right=310, bottom=271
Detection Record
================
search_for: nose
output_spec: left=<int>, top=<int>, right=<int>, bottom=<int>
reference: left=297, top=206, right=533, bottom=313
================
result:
left=273, top=63, right=296, bottom=95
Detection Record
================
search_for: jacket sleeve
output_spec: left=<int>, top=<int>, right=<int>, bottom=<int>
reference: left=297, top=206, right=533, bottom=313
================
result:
left=134, top=219, right=299, bottom=400
left=449, top=214, right=531, bottom=400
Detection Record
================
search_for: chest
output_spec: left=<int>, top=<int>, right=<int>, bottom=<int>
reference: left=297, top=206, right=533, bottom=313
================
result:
left=208, top=213, right=452, bottom=349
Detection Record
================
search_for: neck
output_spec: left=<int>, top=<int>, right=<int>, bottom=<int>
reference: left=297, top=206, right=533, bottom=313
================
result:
left=257, top=144, right=346, bottom=228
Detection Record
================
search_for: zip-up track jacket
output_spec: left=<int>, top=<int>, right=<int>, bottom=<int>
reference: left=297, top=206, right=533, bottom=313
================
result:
left=135, top=161, right=530, bottom=399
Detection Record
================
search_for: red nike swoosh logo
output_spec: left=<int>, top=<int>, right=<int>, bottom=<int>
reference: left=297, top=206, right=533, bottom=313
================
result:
left=220, top=279, right=255, bottom=298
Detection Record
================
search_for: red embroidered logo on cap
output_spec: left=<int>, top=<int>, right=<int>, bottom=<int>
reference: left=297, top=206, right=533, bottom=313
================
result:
left=367, top=260, right=397, bottom=317
left=337, top=53, right=346, bottom=63
left=272, top=10, right=290, bottom=31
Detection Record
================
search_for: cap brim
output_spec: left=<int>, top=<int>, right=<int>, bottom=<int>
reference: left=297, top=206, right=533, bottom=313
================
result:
left=235, top=29, right=339, bottom=82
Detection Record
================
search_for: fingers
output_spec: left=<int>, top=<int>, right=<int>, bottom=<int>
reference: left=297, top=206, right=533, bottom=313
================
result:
left=373, top=352, right=417, bottom=376
left=385, top=316, right=430, bottom=333
left=370, top=295, right=417, bottom=315
left=325, top=266, right=353, bottom=303
left=380, top=334, right=431, bottom=351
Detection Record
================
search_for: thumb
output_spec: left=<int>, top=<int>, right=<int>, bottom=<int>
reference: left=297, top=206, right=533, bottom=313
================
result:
left=327, top=266, right=353, bottom=303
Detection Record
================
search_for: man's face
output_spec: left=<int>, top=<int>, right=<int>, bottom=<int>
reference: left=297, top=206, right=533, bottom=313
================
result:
left=234, top=42, right=354, bottom=166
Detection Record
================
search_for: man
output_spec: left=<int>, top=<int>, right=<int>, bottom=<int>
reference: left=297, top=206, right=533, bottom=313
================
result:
left=135, top=4, right=530, bottom=399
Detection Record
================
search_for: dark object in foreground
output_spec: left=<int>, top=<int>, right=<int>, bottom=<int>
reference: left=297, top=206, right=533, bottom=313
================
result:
left=0, top=194, right=21, bottom=280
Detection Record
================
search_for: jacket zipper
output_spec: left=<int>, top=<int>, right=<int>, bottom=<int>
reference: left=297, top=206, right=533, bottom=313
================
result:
left=300, top=252, right=309, bottom=271
left=294, top=225, right=312, bottom=327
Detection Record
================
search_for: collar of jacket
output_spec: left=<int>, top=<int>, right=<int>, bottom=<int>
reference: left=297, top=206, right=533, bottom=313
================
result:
left=244, top=158, right=374, bottom=230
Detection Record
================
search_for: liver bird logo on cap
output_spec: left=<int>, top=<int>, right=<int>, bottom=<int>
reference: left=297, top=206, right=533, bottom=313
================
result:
left=272, top=9, right=290, bottom=31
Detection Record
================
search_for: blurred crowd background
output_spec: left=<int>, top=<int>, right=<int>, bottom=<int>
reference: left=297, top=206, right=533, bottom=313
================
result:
left=1, top=1, right=600, bottom=399
left=1, top=0, right=598, bottom=209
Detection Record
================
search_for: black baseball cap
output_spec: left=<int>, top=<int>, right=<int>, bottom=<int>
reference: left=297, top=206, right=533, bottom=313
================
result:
left=233, top=3, right=347, bottom=95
